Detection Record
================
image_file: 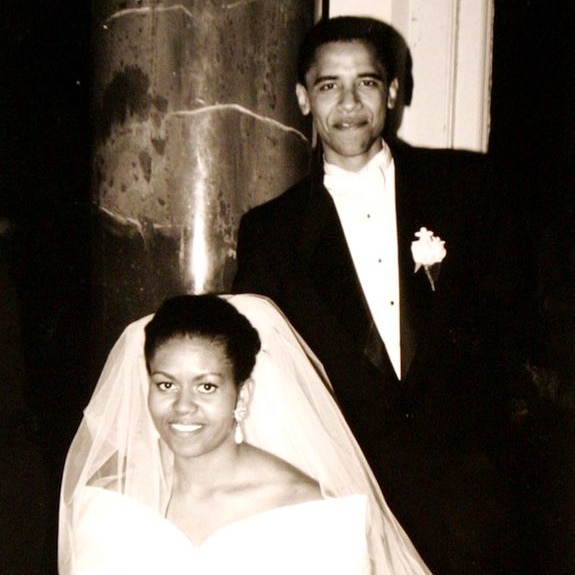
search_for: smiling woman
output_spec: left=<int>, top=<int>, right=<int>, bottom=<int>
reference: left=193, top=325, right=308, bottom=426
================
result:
left=58, top=294, right=433, bottom=575
left=143, top=296, right=323, bottom=546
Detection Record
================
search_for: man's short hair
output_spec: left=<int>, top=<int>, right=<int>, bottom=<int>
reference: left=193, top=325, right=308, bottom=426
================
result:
left=296, top=16, right=413, bottom=105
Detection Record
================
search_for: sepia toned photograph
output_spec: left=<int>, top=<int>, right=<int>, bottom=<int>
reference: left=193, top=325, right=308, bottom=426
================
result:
left=1, top=1, right=572, bottom=574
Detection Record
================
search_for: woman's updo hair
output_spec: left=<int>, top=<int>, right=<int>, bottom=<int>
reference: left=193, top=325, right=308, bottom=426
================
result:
left=144, top=294, right=261, bottom=385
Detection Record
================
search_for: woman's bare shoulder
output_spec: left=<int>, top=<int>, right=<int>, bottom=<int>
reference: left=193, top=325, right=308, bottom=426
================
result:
left=241, top=444, right=322, bottom=503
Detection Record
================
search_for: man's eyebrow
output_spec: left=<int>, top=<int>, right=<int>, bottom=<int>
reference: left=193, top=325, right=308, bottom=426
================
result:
left=312, top=74, right=338, bottom=86
left=312, top=72, right=385, bottom=86
left=357, top=72, right=386, bottom=81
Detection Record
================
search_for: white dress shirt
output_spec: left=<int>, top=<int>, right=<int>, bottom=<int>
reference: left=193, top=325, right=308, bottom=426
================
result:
left=324, top=144, right=402, bottom=379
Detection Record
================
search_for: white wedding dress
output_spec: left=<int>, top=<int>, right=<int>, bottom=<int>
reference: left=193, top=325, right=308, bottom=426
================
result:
left=74, top=487, right=370, bottom=575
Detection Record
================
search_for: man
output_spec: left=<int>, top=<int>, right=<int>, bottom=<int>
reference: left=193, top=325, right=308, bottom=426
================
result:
left=233, top=16, right=532, bottom=575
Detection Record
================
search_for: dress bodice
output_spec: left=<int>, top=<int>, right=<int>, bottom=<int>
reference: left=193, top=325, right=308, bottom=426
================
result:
left=72, top=487, right=371, bottom=575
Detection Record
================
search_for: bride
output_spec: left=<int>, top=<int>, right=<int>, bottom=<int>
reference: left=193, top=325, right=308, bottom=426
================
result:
left=58, top=293, right=432, bottom=575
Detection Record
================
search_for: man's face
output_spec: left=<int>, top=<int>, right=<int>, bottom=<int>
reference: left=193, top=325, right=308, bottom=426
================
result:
left=297, top=41, right=397, bottom=172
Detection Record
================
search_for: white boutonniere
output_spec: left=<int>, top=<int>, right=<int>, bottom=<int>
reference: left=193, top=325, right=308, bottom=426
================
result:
left=410, top=227, right=446, bottom=291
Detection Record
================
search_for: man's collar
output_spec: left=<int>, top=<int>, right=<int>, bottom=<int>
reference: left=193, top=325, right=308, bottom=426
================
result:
left=323, top=140, right=392, bottom=177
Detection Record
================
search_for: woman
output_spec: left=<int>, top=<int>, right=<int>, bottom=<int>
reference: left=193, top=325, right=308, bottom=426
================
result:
left=59, top=294, right=432, bottom=574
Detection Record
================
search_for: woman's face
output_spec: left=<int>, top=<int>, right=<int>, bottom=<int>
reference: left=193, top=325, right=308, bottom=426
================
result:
left=147, top=335, right=239, bottom=460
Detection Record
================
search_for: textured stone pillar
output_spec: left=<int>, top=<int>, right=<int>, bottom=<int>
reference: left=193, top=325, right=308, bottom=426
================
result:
left=91, top=1, right=313, bottom=351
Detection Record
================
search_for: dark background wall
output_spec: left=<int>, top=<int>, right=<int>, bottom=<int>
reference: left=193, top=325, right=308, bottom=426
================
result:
left=1, top=0, right=93, bottom=426
left=0, top=1, right=572, bottom=573
left=491, top=0, right=574, bottom=387
left=1, top=2, right=92, bottom=572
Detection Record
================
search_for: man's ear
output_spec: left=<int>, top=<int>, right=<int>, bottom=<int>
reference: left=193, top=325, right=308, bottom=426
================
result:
left=387, top=78, right=399, bottom=110
left=296, top=83, right=311, bottom=115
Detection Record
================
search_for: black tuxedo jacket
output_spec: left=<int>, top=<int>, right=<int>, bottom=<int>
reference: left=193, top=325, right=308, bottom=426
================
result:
left=233, top=141, right=524, bottom=463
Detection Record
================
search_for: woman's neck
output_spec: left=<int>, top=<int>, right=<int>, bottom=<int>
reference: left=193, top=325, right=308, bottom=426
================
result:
left=172, top=440, right=246, bottom=496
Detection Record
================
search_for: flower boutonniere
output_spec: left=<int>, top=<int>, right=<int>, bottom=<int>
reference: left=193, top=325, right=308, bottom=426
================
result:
left=410, top=227, right=446, bottom=291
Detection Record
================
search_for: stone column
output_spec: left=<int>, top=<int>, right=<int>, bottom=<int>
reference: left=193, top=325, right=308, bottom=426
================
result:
left=91, top=0, right=313, bottom=353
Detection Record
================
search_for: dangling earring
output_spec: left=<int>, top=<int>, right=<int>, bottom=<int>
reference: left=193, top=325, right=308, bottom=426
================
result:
left=233, top=402, right=247, bottom=445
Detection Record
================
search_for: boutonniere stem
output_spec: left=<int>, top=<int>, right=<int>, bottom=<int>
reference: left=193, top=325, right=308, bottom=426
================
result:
left=423, top=267, right=436, bottom=291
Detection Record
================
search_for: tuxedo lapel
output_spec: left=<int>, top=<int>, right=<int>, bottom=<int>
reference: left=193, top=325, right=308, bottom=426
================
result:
left=297, top=175, right=368, bottom=337
left=394, top=149, right=435, bottom=378
left=297, top=163, right=398, bottom=381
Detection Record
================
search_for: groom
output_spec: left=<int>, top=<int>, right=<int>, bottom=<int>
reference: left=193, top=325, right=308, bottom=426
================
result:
left=233, top=16, right=531, bottom=575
